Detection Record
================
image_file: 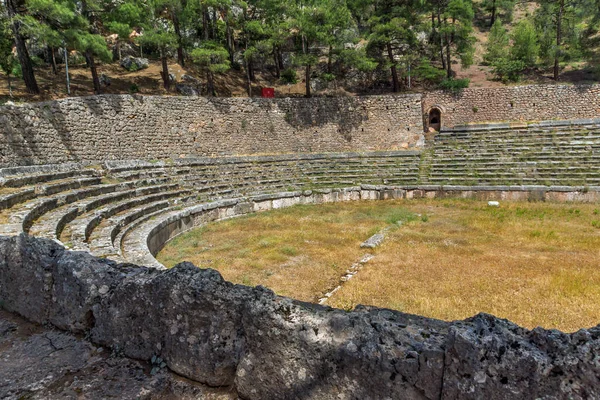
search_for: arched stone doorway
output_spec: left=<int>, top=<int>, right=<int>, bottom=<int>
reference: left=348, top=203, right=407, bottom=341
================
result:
left=428, top=108, right=442, bottom=132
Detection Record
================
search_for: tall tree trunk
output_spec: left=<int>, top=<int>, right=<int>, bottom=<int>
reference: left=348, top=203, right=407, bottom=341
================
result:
left=277, top=47, right=284, bottom=71
left=273, top=50, right=280, bottom=78
left=86, top=52, right=101, bottom=94
left=554, top=0, right=564, bottom=80
left=6, top=0, right=39, bottom=94
left=207, top=70, right=215, bottom=96
left=248, top=58, right=255, bottom=80
left=387, top=43, right=399, bottom=92
left=245, top=58, right=252, bottom=97
left=305, top=64, right=311, bottom=98
left=48, top=46, right=57, bottom=74
left=203, top=8, right=209, bottom=40
left=446, top=33, right=452, bottom=78
left=212, top=8, right=217, bottom=39
left=490, top=0, right=496, bottom=26
left=173, top=13, right=185, bottom=67
left=7, top=74, right=12, bottom=98
left=225, top=10, right=234, bottom=64
left=160, top=50, right=170, bottom=90
left=437, top=10, right=446, bottom=71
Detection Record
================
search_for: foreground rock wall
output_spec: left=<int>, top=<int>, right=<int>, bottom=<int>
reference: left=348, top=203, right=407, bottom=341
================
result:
left=0, top=94, right=423, bottom=168
left=1, top=234, right=599, bottom=400
left=423, top=84, right=600, bottom=128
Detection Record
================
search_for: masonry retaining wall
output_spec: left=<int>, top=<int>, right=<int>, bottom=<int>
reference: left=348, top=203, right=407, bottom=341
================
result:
left=0, top=94, right=423, bottom=168
left=423, top=84, right=600, bottom=128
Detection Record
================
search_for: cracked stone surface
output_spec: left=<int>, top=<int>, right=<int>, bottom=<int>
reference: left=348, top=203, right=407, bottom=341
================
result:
left=0, top=309, right=238, bottom=400
left=1, top=234, right=600, bottom=399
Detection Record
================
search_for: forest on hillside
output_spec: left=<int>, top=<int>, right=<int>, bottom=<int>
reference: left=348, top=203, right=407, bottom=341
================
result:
left=1, top=0, right=600, bottom=100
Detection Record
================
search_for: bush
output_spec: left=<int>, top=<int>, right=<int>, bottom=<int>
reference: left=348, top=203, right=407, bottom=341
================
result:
left=510, top=20, right=539, bottom=68
left=129, top=83, right=140, bottom=93
left=439, top=78, right=470, bottom=92
left=280, top=68, right=298, bottom=84
left=492, top=58, right=526, bottom=82
left=321, top=73, right=336, bottom=82
left=415, top=59, right=446, bottom=88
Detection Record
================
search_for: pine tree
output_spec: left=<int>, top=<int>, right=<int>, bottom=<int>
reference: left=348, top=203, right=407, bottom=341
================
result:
left=0, top=12, right=20, bottom=97
left=367, top=0, right=421, bottom=92
left=510, top=19, right=538, bottom=68
left=483, top=18, right=509, bottom=65
left=5, top=0, right=39, bottom=94
left=137, top=0, right=179, bottom=90
left=439, top=0, right=475, bottom=78
left=482, top=0, right=515, bottom=26
left=104, top=0, right=143, bottom=60
left=190, top=41, right=230, bottom=96
left=535, top=0, right=584, bottom=80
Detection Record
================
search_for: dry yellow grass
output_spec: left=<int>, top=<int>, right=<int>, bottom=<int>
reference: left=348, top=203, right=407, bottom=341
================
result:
left=157, top=199, right=600, bottom=332
left=158, top=202, right=416, bottom=300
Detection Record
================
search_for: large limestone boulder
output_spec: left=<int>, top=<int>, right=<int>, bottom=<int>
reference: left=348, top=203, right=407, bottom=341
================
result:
left=120, top=56, right=149, bottom=72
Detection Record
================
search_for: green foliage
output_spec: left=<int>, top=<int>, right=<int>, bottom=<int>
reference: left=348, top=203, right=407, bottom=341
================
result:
left=322, top=73, right=336, bottom=82
left=492, top=58, right=526, bottom=82
left=481, top=0, right=516, bottom=24
left=0, top=15, right=18, bottom=77
left=439, top=78, right=470, bottom=91
left=190, top=41, right=231, bottom=74
left=138, top=30, right=177, bottom=51
left=510, top=20, right=539, bottom=68
left=66, top=31, right=112, bottom=62
left=484, top=19, right=509, bottom=65
left=280, top=68, right=298, bottom=84
left=415, top=59, right=446, bottom=87
left=441, top=0, right=476, bottom=73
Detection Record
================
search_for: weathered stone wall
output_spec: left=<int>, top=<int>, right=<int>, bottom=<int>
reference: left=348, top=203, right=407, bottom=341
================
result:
left=1, top=234, right=599, bottom=400
left=0, top=94, right=424, bottom=168
left=423, top=84, right=600, bottom=128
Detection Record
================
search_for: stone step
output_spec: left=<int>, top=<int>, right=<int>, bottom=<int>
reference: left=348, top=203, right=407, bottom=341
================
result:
left=3, top=178, right=170, bottom=236
left=89, top=196, right=196, bottom=258
left=29, top=182, right=177, bottom=241
left=71, top=188, right=191, bottom=245
left=0, top=168, right=99, bottom=188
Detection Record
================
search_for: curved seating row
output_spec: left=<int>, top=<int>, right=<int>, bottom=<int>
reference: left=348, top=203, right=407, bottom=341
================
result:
left=0, top=151, right=422, bottom=265
left=2, top=123, right=600, bottom=268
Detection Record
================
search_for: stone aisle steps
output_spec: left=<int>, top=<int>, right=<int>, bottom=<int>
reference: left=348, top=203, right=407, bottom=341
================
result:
left=1, top=178, right=171, bottom=237
left=89, top=195, right=196, bottom=258
left=68, top=188, right=191, bottom=249
left=28, top=180, right=175, bottom=241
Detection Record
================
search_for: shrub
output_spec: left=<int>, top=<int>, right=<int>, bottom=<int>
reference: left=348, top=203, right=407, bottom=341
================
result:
left=439, top=78, right=470, bottom=92
left=280, top=68, right=298, bottom=84
left=484, top=19, right=509, bottom=66
left=415, top=59, right=446, bottom=88
left=510, top=20, right=539, bottom=68
left=129, top=83, right=140, bottom=93
left=321, top=73, right=336, bottom=82
left=492, top=58, right=526, bottom=82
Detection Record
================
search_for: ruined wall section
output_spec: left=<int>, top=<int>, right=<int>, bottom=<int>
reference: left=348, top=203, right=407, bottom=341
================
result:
left=1, top=234, right=599, bottom=400
left=423, top=84, right=600, bottom=128
left=0, top=94, right=424, bottom=168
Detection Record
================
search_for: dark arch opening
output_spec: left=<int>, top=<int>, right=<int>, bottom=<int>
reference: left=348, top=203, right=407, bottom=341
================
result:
left=428, top=108, right=441, bottom=132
